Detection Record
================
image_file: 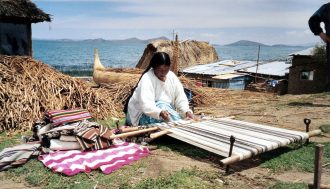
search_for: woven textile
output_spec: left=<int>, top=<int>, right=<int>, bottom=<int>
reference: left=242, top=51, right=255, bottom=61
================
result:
left=0, top=143, right=41, bottom=171
left=74, top=120, right=113, bottom=151
left=38, top=142, right=149, bottom=176
left=45, top=109, right=92, bottom=126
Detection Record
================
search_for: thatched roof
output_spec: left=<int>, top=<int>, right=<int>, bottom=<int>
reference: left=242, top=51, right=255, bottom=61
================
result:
left=0, top=0, right=51, bottom=23
left=136, top=40, right=219, bottom=70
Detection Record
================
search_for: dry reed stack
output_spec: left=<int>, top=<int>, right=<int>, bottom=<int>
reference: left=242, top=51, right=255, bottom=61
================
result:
left=0, top=55, right=119, bottom=132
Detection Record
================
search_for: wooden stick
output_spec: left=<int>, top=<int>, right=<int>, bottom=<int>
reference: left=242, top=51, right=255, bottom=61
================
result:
left=305, top=118, right=311, bottom=144
left=308, top=183, right=330, bottom=189
left=308, top=129, right=322, bottom=137
left=150, top=130, right=171, bottom=139
left=220, top=155, right=241, bottom=166
left=109, top=127, right=159, bottom=139
left=120, top=127, right=139, bottom=133
left=225, top=135, right=236, bottom=173
left=314, top=144, right=324, bottom=189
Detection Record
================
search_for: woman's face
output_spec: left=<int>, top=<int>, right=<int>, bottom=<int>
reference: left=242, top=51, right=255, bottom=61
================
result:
left=154, top=64, right=170, bottom=82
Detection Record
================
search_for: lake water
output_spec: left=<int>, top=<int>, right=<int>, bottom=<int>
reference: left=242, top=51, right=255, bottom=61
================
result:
left=32, top=40, right=310, bottom=74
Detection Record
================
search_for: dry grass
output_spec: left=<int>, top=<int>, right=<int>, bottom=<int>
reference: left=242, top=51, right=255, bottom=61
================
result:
left=0, top=55, right=257, bottom=133
left=0, top=55, right=120, bottom=132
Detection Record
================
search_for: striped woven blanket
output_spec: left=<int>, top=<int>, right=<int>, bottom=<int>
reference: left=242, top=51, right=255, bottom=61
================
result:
left=0, top=143, right=41, bottom=171
left=45, top=109, right=92, bottom=126
left=38, top=142, right=149, bottom=176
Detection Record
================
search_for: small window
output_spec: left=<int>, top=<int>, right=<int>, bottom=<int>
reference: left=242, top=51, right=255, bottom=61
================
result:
left=300, top=70, right=314, bottom=80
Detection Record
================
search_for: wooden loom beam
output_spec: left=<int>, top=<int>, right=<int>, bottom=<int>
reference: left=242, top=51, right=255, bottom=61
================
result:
left=220, top=129, right=322, bottom=165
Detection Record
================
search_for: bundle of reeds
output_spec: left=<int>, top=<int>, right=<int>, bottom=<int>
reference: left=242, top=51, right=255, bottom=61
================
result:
left=0, top=56, right=120, bottom=132
left=179, top=76, right=218, bottom=105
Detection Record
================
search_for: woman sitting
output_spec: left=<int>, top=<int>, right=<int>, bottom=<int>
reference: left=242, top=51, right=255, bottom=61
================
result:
left=124, top=52, right=194, bottom=126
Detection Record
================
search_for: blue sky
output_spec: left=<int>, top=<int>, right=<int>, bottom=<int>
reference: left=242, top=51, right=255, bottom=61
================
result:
left=32, top=0, right=329, bottom=45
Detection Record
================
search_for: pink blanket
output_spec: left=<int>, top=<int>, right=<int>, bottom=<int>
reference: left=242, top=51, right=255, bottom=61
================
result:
left=38, top=142, right=149, bottom=176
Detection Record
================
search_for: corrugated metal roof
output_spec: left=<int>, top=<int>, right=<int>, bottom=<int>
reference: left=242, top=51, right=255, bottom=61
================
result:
left=182, top=60, right=256, bottom=75
left=212, top=73, right=247, bottom=80
left=240, top=61, right=289, bottom=76
left=289, top=47, right=314, bottom=56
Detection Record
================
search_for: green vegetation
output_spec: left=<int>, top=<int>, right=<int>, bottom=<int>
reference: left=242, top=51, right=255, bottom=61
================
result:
left=269, top=182, right=307, bottom=189
left=1, top=124, right=329, bottom=188
left=153, top=136, right=213, bottom=159
left=135, top=168, right=222, bottom=189
left=320, top=124, right=330, bottom=133
left=0, top=132, right=23, bottom=151
left=260, top=143, right=330, bottom=172
left=312, top=44, right=326, bottom=64
left=96, top=117, right=126, bottom=129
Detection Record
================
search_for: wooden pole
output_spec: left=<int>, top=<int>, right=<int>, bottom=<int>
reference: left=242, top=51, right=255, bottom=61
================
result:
left=120, top=126, right=140, bottom=133
left=313, top=144, right=324, bottom=189
left=225, top=135, right=236, bottom=173
left=150, top=130, right=171, bottom=139
left=109, top=127, right=159, bottom=140
left=172, top=34, right=179, bottom=75
left=220, top=129, right=322, bottom=166
left=308, top=183, right=330, bottom=189
left=254, top=45, right=260, bottom=83
left=308, top=129, right=322, bottom=137
left=304, top=118, right=311, bottom=144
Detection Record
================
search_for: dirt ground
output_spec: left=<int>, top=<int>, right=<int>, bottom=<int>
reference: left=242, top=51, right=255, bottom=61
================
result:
left=1, top=89, right=330, bottom=188
left=142, top=89, right=330, bottom=188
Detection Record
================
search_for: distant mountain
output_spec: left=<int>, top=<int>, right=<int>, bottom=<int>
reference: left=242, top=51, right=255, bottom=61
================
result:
left=79, top=36, right=169, bottom=43
left=82, top=38, right=108, bottom=42
left=110, top=37, right=142, bottom=43
left=271, top=44, right=309, bottom=47
left=225, top=40, right=267, bottom=46
left=147, top=36, right=169, bottom=42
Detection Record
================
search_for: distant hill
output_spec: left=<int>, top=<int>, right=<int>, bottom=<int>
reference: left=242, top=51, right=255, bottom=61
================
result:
left=83, top=38, right=108, bottom=42
left=49, top=36, right=170, bottom=43
left=225, top=40, right=267, bottom=46
left=224, top=40, right=312, bottom=47
left=272, top=44, right=307, bottom=47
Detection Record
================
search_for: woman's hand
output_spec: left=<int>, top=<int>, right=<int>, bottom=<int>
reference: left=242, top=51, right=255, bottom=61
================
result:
left=185, top=111, right=194, bottom=120
left=160, top=110, right=170, bottom=122
left=319, top=32, right=330, bottom=43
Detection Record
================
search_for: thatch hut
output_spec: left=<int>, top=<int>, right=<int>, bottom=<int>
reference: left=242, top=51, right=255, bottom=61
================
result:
left=136, top=39, right=219, bottom=73
left=0, top=0, right=51, bottom=56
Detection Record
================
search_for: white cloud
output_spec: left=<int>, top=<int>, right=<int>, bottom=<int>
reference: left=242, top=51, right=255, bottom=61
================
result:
left=32, top=0, right=328, bottom=44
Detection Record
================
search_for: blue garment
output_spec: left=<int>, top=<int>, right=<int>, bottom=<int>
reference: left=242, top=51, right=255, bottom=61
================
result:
left=125, top=101, right=182, bottom=126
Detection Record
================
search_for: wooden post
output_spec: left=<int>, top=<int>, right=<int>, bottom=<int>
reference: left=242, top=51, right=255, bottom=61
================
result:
left=313, top=144, right=324, bottom=189
left=226, top=135, right=236, bottom=173
left=172, top=34, right=179, bottom=75
left=304, top=118, right=311, bottom=144
left=254, top=45, right=260, bottom=83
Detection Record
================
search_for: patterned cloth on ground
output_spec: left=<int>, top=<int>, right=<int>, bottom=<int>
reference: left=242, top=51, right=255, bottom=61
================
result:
left=45, top=109, right=92, bottom=126
left=38, top=142, right=149, bottom=176
left=74, top=120, right=113, bottom=151
left=0, top=143, right=41, bottom=171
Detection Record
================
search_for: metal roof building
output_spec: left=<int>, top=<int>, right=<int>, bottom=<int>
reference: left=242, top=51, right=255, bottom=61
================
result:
left=181, top=60, right=256, bottom=76
left=239, top=61, right=289, bottom=77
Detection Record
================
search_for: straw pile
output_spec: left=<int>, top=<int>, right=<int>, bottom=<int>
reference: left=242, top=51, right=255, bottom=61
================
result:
left=0, top=55, right=120, bottom=132
left=179, top=76, right=218, bottom=105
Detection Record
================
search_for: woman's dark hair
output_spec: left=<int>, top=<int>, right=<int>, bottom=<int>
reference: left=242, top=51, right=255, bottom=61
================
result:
left=123, top=52, right=171, bottom=113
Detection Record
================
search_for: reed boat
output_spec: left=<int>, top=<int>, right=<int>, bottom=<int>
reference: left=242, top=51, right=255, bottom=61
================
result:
left=93, top=49, right=142, bottom=85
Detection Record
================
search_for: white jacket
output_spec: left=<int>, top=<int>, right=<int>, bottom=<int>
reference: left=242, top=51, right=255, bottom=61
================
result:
left=127, top=68, right=191, bottom=126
